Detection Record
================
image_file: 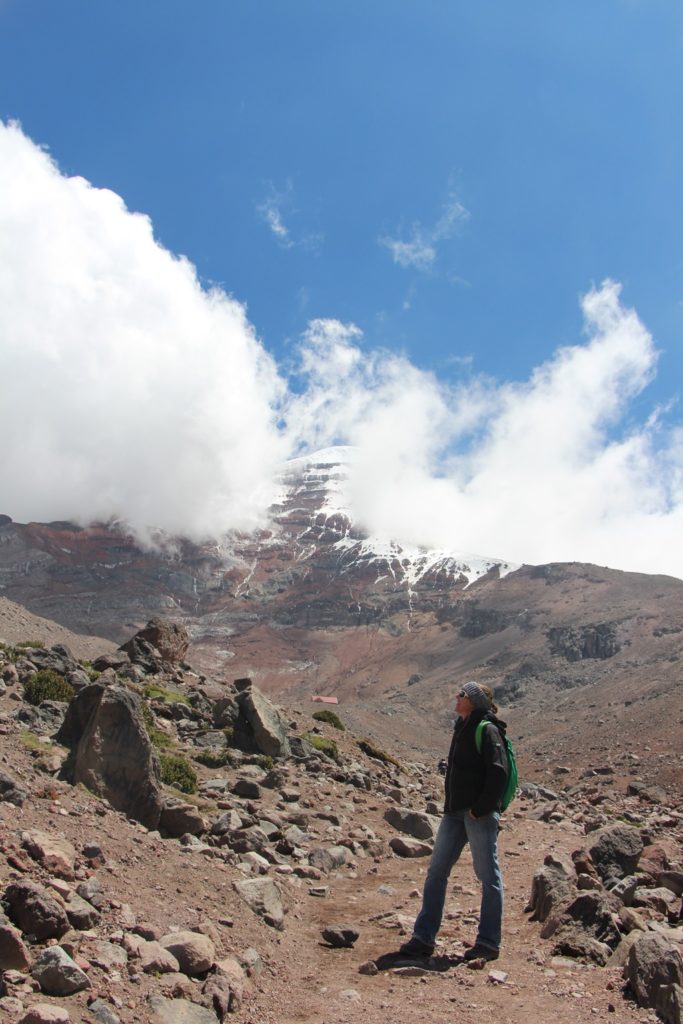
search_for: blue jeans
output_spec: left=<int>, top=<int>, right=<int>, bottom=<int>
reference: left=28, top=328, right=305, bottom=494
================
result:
left=412, top=810, right=503, bottom=951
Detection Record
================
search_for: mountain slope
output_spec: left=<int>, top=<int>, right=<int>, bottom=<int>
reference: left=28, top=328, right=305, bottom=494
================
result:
left=1, top=451, right=682, bottom=779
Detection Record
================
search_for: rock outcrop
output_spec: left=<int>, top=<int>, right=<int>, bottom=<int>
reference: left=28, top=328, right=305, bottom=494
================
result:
left=56, top=682, right=163, bottom=829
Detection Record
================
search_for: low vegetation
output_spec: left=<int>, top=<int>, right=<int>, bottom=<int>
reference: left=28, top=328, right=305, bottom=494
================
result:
left=302, top=732, right=341, bottom=764
left=140, top=703, right=174, bottom=749
left=357, top=737, right=400, bottom=767
left=312, top=708, right=345, bottom=731
left=143, top=683, right=189, bottom=705
left=159, top=753, right=198, bottom=794
left=193, top=748, right=234, bottom=769
left=23, top=670, right=74, bottom=706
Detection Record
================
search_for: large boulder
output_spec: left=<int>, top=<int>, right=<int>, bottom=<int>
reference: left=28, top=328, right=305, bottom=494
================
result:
left=626, top=933, right=683, bottom=1011
left=120, top=619, right=189, bottom=670
left=233, top=678, right=290, bottom=759
left=56, top=682, right=162, bottom=829
left=588, top=824, right=644, bottom=882
left=526, top=854, right=575, bottom=923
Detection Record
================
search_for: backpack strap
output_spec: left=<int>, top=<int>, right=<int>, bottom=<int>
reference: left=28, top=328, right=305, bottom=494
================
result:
left=474, top=718, right=491, bottom=754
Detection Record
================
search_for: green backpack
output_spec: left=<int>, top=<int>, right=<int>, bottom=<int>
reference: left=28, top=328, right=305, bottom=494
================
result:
left=474, top=719, right=518, bottom=812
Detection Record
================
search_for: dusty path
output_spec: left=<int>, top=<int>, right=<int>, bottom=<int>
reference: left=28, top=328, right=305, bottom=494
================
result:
left=233, top=816, right=659, bottom=1024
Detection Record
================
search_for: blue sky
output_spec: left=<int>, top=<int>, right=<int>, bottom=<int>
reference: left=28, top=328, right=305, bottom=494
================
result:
left=2, top=0, right=681, bottom=385
left=1, top=1, right=683, bottom=576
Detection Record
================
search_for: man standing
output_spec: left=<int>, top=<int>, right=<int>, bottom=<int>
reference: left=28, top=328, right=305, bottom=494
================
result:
left=400, top=681, right=508, bottom=961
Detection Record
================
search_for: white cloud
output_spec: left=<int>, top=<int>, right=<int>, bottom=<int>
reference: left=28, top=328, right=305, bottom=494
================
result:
left=284, top=282, right=683, bottom=579
left=2, top=122, right=683, bottom=579
left=0, top=121, right=287, bottom=543
left=380, top=192, right=469, bottom=271
left=256, top=182, right=322, bottom=253
left=257, top=191, right=293, bottom=248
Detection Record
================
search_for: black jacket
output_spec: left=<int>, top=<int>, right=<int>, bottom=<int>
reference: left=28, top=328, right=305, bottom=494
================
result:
left=443, top=708, right=508, bottom=818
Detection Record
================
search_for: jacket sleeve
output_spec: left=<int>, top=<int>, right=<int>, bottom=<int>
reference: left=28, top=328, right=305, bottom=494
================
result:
left=471, top=724, right=508, bottom=817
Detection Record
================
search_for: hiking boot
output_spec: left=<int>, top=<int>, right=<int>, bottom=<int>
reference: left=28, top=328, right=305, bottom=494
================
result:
left=463, top=943, right=499, bottom=962
left=398, top=935, right=435, bottom=958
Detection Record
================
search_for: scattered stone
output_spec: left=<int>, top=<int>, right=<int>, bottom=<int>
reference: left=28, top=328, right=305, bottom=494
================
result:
left=588, top=824, right=644, bottom=882
left=18, top=1006, right=71, bottom=1023
left=159, top=799, right=208, bottom=838
left=321, top=926, right=359, bottom=948
left=139, top=940, right=181, bottom=974
left=147, top=995, right=218, bottom=1023
left=488, top=969, right=508, bottom=984
left=158, top=931, right=215, bottom=975
left=31, top=946, right=91, bottom=995
left=4, top=879, right=70, bottom=941
left=88, top=998, right=122, bottom=1024
left=309, top=845, right=349, bottom=873
left=201, top=956, right=247, bottom=1017
left=358, top=960, right=379, bottom=976
left=0, top=768, right=28, bottom=806
left=156, top=973, right=193, bottom=999
left=308, top=886, right=330, bottom=898
left=86, top=940, right=128, bottom=971
left=339, top=988, right=362, bottom=1000
left=65, top=892, right=101, bottom=930
left=233, top=878, right=285, bottom=930
left=389, top=836, right=432, bottom=858
left=232, top=778, right=262, bottom=799
left=656, top=983, right=683, bottom=1024
left=383, top=807, right=438, bottom=841
left=1, top=997, right=25, bottom=1016
left=0, top=922, right=31, bottom=970
left=21, top=830, right=76, bottom=880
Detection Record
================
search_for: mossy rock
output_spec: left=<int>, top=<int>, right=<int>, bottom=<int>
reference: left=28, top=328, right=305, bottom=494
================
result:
left=302, top=732, right=341, bottom=764
left=312, top=708, right=345, bottom=731
left=357, top=738, right=400, bottom=767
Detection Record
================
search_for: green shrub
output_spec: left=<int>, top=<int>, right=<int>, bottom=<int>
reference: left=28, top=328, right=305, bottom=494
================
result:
left=357, top=738, right=400, bottom=767
left=16, top=640, right=45, bottom=650
left=24, top=670, right=74, bottom=706
left=312, top=708, right=345, bottom=731
left=159, top=753, right=198, bottom=794
left=256, top=754, right=274, bottom=771
left=302, top=732, right=341, bottom=764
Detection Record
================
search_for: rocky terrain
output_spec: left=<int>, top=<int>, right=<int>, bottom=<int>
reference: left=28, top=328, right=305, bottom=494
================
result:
left=0, top=614, right=681, bottom=1024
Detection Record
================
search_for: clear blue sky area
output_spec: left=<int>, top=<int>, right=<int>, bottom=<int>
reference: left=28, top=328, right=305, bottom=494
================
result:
left=1, top=0, right=682, bottom=398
